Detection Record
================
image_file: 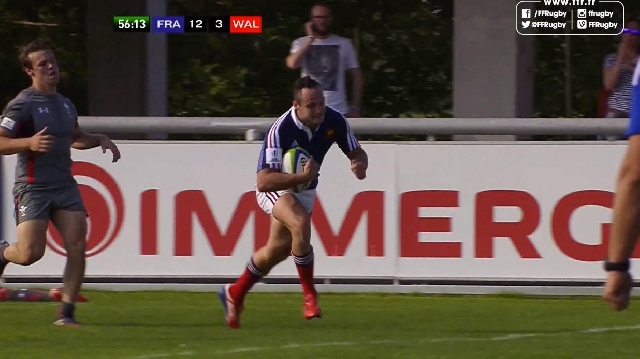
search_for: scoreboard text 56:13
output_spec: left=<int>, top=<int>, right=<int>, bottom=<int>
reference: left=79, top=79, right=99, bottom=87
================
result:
left=113, top=15, right=241, bottom=33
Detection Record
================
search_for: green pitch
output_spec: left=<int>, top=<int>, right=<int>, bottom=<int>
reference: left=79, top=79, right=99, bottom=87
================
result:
left=1, top=291, right=640, bottom=358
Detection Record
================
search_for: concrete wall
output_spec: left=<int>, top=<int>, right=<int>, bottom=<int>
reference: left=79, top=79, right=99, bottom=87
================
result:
left=453, top=0, right=534, bottom=140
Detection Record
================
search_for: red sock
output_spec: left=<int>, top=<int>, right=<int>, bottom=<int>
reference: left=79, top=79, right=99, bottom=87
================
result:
left=293, top=247, right=316, bottom=296
left=229, top=258, right=263, bottom=302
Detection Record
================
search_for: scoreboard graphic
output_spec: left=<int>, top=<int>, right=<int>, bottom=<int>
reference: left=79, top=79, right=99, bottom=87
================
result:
left=112, top=15, right=262, bottom=34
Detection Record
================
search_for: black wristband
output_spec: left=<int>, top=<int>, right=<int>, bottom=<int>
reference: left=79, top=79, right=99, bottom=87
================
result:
left=604, top=259, right=630, bottom=272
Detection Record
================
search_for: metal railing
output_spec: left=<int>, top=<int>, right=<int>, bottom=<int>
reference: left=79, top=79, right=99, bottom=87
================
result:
left=77, top=117, right=630, bottom=139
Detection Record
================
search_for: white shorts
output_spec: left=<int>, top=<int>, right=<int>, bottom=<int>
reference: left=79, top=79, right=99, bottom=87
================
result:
left=255, top=186, right=317, bottom=215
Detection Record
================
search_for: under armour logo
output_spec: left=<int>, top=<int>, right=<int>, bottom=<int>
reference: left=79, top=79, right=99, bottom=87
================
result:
left=38, top=107, right=49, bottom=114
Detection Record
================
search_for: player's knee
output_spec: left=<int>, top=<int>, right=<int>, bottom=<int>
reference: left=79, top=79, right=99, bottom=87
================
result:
left=289, top=214, right=311, bottom=241
left=269, top=240, right=292, bottom=262
left=15, top=247, right=45, bottom=266
left=65, top=238, right=86, bottom=257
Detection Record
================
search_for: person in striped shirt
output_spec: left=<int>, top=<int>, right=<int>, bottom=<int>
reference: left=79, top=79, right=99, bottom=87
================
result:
left=218, top=76, right=368, bottom=329
left=602, top=17, right=640, bottom=119
left=604, top=48, right=640, bottom=311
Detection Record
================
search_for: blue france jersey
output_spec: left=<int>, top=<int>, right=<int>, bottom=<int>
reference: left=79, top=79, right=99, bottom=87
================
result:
left=626, top=59, right=640, bottom=137
left=256, top=106, right=360, bottom=190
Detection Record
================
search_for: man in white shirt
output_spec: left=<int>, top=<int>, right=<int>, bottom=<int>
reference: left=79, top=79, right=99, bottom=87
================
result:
left=286, top=1, right=364, bottom=117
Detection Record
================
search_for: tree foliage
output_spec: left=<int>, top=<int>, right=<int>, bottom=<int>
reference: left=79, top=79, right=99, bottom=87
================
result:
left=0, top=0, right=636, bottom=122
left=0, top=0, right=86, bottom=113
left=168, top=0, right=453, bottom=118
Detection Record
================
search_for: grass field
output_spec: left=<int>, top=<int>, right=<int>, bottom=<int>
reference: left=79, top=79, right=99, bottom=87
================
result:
left=2, top=291, right=640, bottom=358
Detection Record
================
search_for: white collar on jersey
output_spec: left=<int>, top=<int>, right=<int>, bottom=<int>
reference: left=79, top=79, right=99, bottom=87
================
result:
left=291, top=106, right=315, bottom=139
left=291, top=106, right=305, bottom=129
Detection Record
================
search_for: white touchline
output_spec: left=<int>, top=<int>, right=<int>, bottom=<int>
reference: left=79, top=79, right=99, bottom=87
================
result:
left=132, top=351, right=195, bottom=359
left=130, top=324, right=640, bottom=358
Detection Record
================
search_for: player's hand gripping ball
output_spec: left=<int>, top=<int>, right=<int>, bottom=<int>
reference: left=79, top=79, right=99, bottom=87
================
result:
left=283, top=147, right=312, bottom=192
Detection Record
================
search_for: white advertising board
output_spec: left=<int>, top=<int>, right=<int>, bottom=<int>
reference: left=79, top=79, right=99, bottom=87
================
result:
left=0, top=141, right=630, bottom=291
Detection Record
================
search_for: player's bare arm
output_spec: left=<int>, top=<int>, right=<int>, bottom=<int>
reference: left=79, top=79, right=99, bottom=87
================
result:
left=70, top=128, right=121, bottom=162
left=346, top=146, right=367, bottom=180
left=256, top=161, right=318, bottom=192
left=609, top=137, right=640, bottom=263
left=603, top=135, right=640, bottom=310
left=0, top=127, right=52, bottom=154
left=603, top=46, right=640, bottom=310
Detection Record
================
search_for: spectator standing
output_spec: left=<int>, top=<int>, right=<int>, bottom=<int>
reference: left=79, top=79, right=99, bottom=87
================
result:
left=602, top=16, right=640, bottom=138
left=286, top=1, right=364, bottom=117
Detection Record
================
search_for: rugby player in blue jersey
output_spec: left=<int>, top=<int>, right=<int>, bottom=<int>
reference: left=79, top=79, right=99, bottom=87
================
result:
left=219, top=76, right=368, bottom=328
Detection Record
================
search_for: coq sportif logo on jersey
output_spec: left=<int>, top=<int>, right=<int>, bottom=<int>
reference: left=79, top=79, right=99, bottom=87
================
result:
left=325, top=128, right=335, bottom=139
left=46, top=161, right=125, bottom=258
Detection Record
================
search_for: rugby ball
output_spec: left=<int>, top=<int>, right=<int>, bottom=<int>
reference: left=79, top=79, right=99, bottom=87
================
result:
left=282, top=147, right=311, bottom=192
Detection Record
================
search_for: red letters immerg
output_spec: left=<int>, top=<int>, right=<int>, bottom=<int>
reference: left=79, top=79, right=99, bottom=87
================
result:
left=475, top=190, right=541, bottom=259
left=138, top=188, right=640, bottom=261
left=400, top=190, right=462, bottom=258
left=140, top=190, right=384, bottom=257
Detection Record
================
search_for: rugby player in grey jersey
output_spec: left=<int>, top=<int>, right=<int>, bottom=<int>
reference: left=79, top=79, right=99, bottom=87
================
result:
left=0, top=40, right=121, bottom=327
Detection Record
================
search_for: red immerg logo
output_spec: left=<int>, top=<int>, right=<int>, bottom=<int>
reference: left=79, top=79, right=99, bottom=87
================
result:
left=46, top=161, right=125, bottom=257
